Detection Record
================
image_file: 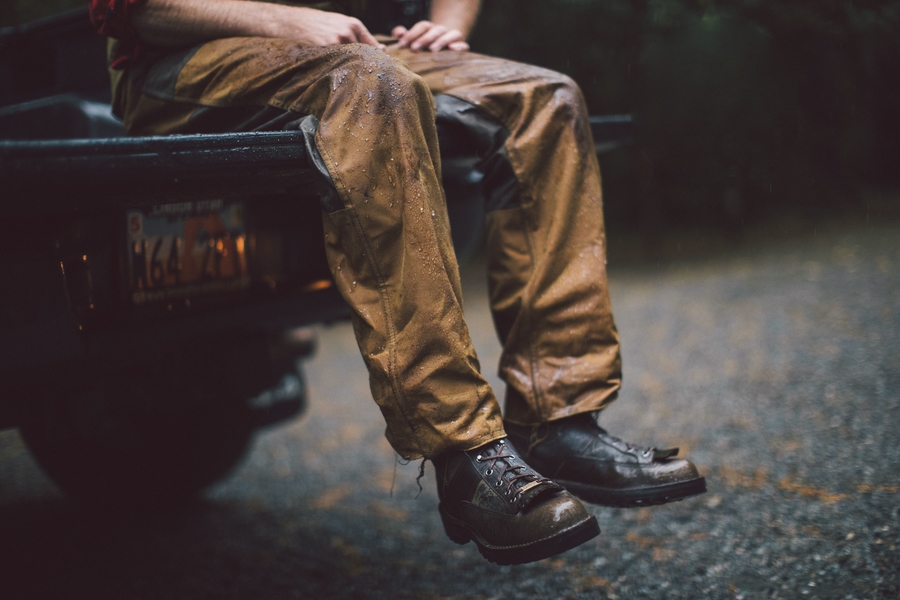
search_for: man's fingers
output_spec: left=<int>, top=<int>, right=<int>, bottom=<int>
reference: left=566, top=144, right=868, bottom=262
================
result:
left=428, top=29, right=464, bottom=52
left=398, top=20, right=433, bottom=47
left=394, top=20, right=467, bottom=52
left=410, top=24, right=448, bottom=50
left=447, top=40, right=469, bottom=52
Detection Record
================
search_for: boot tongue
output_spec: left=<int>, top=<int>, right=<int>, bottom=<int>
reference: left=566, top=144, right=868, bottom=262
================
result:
left=515, top=478, right=563, bottom=511
left=653, top=447, right=679, bottom=460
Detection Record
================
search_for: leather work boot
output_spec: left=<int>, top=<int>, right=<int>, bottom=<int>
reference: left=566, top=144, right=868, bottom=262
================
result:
left=434, top=438, right=600, bottom=565
left=504, top=413, right=707, bottom=508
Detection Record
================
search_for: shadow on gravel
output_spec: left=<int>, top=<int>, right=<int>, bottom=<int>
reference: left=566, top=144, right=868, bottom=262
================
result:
left=0, top=496, right=389, bottom=599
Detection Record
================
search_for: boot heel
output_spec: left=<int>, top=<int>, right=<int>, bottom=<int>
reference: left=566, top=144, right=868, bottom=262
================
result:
left=438, top=505, right=471, bottom=545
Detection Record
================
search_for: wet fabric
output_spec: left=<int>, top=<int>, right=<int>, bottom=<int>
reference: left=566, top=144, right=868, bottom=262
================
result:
left=110, top=37, right=622, bottom=459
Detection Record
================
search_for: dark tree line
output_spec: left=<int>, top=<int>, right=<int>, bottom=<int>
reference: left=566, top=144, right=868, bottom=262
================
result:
left=471, top=0, right=900, bottom=228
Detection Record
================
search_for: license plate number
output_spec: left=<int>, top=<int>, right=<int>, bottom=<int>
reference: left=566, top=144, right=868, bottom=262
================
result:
left=126, top=200, right=249, bottom=305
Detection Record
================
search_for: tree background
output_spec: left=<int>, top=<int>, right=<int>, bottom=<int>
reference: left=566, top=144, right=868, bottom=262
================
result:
left=4, top=0, right=899, bottom=229
left=471, top=0, right=900, bottom=230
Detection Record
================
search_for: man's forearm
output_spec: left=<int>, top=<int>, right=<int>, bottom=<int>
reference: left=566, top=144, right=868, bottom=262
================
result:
left=131, top=0, right=381, bottom=48
left=131, top=0, right=285, bottom=46
left=429, top=0, right=481, bottom=39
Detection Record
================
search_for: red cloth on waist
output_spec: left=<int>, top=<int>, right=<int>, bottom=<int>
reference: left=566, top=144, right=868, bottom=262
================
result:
left=88, top=0, right=149, bottom=69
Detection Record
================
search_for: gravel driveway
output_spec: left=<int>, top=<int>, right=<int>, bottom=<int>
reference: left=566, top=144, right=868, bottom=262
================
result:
left=1, top=215, right=897, bottom=599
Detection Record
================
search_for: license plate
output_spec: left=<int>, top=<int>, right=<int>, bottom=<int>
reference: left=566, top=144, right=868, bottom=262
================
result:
left=126, top=200, right=250, bottom=305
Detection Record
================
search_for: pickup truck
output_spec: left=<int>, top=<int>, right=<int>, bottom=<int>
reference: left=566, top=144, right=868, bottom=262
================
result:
left=0, top=7, right=634, bottom=509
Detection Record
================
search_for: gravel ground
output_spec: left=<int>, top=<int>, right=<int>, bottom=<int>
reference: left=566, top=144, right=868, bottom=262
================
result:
left=1, top=215, right=897, bottom=599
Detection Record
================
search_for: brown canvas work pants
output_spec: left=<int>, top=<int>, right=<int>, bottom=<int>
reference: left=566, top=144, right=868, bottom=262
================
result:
left=112, top=39, right=622, bottom=459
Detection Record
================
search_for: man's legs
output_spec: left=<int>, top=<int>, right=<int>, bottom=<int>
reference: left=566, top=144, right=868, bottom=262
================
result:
left=114, top=39, right=601, bottom=564
left=396, top=48, right=621, bottom=424
left=397, top=48, right=706, bottom=507
left=119, top=39, right=505, bottom=460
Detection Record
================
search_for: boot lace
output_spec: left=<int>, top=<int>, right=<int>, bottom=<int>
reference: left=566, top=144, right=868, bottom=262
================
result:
left=475, top=440, right=541, bottom=504
left=597, top=426, right=656, bottom=458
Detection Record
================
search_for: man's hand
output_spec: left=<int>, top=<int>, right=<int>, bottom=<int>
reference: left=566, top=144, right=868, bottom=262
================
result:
left=392, top=21, right=469, bottom=52
left=276, top=8, right=382, bottom=48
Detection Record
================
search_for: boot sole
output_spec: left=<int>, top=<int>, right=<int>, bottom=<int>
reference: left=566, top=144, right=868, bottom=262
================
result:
left=558, top=476, right=707, bottom=508
left=438, top=504, right=600, bottom=565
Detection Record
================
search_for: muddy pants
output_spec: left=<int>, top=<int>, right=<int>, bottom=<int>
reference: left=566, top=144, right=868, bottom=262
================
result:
left=113, top=40, right=622, bottom=459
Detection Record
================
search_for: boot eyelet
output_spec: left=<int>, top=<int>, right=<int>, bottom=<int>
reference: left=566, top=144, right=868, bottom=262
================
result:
left=505, top=489, right=512, bottom=496
left=476, top=455, right=483, bottom=461
left=496, top=480, right=503, bottom=487
left=641, top=449, right=652, bottom=458
left=485, top=469, right=493, bottom=475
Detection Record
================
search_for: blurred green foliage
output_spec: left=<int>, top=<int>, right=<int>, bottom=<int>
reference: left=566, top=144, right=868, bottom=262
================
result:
left=471, top=0, right=900, bottom=227
left=0, top=0, right=84, bottom=26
